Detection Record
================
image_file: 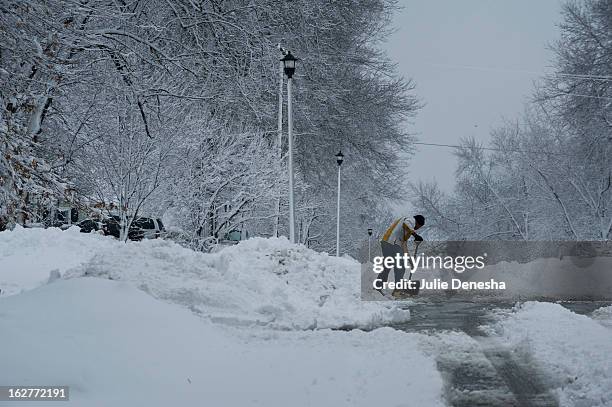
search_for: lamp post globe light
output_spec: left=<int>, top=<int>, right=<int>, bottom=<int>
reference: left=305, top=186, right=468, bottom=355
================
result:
left=281, top=51, right=297, bottom=78
left=335, top=151, right=344, bottom=256
left=335, top=150, right=344, bottom=166
left=281, top=51, right=298, bottom=243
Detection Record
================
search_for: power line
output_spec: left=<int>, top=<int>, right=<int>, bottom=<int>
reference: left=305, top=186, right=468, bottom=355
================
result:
left=413, top=141, right=571, bottom=156
left=430, top=63, right=612, bottom=82
left=547, top=92, right=612, bottom=101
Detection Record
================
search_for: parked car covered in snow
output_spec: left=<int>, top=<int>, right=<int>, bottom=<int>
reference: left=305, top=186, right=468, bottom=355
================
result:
left=77, top=218, right=101, bottom=233
left=98, top=216, right=165, bottom=241
left=131, top=217, right=165, bottom=240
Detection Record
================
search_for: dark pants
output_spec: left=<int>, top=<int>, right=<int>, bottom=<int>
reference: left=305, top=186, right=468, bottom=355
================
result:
left=379, top=240, right=406, bottom=283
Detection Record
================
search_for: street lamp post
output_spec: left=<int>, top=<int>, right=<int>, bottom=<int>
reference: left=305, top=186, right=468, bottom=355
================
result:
left=335, top=151, right=344, bottom=256
left=367, top=228, right=373, bottom=262
left=281, top=51, right=297, bottom=243
left=274, top=47, right=285, bottom=238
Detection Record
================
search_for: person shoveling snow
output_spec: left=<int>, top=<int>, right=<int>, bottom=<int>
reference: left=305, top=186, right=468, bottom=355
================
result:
left=378, top=215, right=425, bottom=299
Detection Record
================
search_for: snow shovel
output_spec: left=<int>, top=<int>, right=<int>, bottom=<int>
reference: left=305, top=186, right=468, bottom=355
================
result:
left=400, top=240, right=422, bottom=297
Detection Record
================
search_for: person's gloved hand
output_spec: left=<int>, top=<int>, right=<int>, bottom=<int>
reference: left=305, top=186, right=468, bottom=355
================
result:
left=413, top=233, right=423, bottom=242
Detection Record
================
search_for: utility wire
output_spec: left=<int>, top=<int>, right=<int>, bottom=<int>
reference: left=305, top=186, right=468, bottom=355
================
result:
left=546, top=92, right=612, bottom=101
left=430, top=63, right=612, bottom=82
left=413, top=141, right=571, bottom=156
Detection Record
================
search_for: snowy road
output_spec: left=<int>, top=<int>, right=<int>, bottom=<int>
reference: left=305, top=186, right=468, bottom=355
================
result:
left=391, top=299, right=611, bottom=407
left=2, top=229, right=611, bottom=406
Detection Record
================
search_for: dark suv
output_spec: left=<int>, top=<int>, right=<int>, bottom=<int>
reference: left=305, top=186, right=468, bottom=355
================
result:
left=98, top=216, right=164, bottom=240
left=130, top=217, right=165, bottom=240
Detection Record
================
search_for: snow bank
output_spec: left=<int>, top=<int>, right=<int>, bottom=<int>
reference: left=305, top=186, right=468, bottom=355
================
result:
left=0, top=278, right=443, bottom=407
left=1, top=228, right=409, bottom=329
left=404, top=256, right=612, bottom=301
left=481, top=257, right=612, bottom=300
left=591, top=305, right=612, bottom=329
left=0, top=226, right=113, bottom=296
left=65, top=236, right=409, bottom=329
left=486, top=302, right=612, bottom=407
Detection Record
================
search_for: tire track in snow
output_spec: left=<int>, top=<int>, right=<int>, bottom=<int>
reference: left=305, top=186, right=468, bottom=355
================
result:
left=393, top=299, right=558, bottom=407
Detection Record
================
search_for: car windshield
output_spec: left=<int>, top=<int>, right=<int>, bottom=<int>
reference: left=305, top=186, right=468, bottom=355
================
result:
left=133, top=218, right=155, bottom=229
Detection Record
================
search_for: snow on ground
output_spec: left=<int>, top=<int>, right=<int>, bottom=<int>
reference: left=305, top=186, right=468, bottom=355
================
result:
left=0, top=277, right=443, bottom=407
left=1, top=228, right=409, bottom=329
left=591, top=305, right=612, bottom=329
left=417, top=331, right=521, bottom=406
left=60, top=235, right=410, bottom=330
left=1, top=228, right=442, bottom=406
left=485, top=302, right=612, bottom=407
left=396, top=256, right=612, bottom=301
left=0, top=226, right=113, bottom=296
left=5, top=227, right=611, bottom=406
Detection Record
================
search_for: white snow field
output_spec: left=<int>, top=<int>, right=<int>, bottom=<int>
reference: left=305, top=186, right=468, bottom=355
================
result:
left=2, top=227, right=611, bottom=406
left=0, top=227, right=443, bottom=406
left=486, top=302, right=612, bottom=407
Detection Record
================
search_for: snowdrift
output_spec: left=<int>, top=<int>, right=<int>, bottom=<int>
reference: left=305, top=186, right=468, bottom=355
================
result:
left=591, top=305, right=612, bottom=329
left=0, top=226, right=115, bottom=296
left=0, top=278, right=443, bottom=407
left=402, top=256, right=612, bottom=301
left=0, top=227, right=409, bottom=329
left=486, top=302, right=612, bottom=407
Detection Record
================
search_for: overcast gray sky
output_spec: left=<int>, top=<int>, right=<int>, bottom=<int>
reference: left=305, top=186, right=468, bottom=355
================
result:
left=385, top=0, right=563, bottom=193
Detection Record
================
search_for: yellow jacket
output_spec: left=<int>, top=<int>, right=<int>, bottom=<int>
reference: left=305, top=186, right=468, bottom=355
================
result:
left=382, top=217, right=416, bottom=245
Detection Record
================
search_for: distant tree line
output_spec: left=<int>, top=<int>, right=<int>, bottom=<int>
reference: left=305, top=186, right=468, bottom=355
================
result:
left=412, top=0, right=612, bottom=241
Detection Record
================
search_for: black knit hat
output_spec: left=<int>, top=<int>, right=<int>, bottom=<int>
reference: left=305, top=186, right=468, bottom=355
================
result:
left=414, top=215, right=425, bottom=227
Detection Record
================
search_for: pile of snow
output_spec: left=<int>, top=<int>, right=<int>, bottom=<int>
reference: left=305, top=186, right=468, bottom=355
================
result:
left=0, top=225, right=114, bottom=296
left=1, top=227, right=409, bottom=329
left=0, top=278, right=443, bottom=406
left=481, top=257, right=612, bottom=300
left=485, top=302, right=612, bottom=407
left=403, top=256, right=612, bottom=301
left=591, top=305, right=612, bottom=329
left=64, top=236, right=409, bottom=329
